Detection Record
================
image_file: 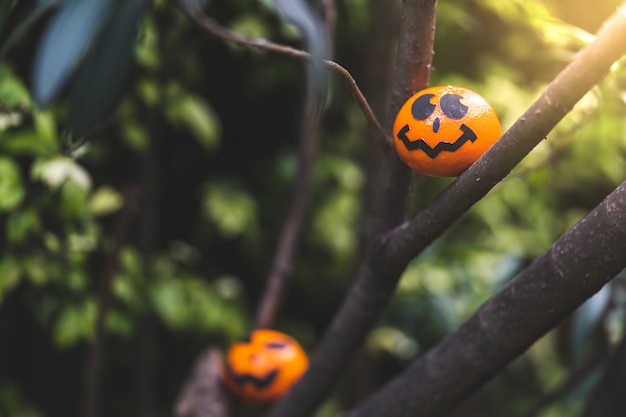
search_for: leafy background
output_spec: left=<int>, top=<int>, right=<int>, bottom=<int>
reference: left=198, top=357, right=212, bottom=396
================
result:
left=1, top=0, right=625, bottom=416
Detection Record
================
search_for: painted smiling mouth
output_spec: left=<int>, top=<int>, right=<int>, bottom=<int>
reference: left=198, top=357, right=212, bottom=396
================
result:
left=397, top=123, right=477, bottom=158
left=227, top=364, right=280, bottom=389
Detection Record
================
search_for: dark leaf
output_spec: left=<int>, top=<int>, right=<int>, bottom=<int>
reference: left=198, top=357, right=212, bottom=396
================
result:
left=68, top=0, right=150, bottom=137
left=273, top=0, right=329, bottom=93
left=31, top=0, right=113, bottom=107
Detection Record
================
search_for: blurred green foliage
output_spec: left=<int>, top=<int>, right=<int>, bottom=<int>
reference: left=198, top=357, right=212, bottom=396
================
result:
left=0, top=0, right=625, bottom=416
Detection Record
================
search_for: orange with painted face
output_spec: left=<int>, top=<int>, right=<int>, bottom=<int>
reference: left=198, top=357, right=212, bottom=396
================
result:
left=393, top=85, right=501, bottom=177
left=221, top=329, right=309, bottom=405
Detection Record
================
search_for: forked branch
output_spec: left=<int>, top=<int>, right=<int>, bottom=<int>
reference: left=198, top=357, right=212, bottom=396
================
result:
left=269, top=2, right=626, bottom=417
left=345, top=180, right=626, bottom=417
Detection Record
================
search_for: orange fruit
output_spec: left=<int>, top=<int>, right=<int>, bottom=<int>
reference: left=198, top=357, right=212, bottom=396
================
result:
left=221, top=329, right=309, bottom=405
left=393, top=85, right=501, bottom=177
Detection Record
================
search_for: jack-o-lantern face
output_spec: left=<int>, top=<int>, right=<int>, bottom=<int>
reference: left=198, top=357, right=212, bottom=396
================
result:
left=221, top=329, right=309, bottom=404
left=393, top=85, right=501, bottom=177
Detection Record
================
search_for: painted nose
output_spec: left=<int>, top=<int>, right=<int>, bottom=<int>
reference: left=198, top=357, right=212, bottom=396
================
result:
left=432, top=117, right=440, bottom=133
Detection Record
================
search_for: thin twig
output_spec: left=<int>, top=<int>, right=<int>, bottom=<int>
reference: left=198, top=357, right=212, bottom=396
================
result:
left=254, top=62, right=325, bottom=330
left=253, top=1, right=336, bottom=329
left=177, top=1, right=392, bottom=149
left=83, top=186, right=140, bottom=417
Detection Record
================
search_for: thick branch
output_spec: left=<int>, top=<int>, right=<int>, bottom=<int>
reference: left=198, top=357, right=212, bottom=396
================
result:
left=265, top=1, right=437, bottom=417
left=345, top=180, right=626, bottom=417
left=174, top=349, right=232, bottom=417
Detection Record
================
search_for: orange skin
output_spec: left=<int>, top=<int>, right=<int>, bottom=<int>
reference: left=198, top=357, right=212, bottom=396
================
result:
left=221, top=329, right=309, bottom=405
left=393, top=85, right=502, bottom=177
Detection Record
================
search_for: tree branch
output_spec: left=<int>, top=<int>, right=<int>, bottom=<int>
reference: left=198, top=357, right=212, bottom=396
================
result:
left=83, top=186, right=140, bottom=417
left=265, top=1, right=438, bottom=417
left=174, top=349, right=233, bottom=417
left=345, top=180, right=626, bottom=417
left=177, top=0, right=390, bottom=148
left=253, top=10, right=332, bottom=330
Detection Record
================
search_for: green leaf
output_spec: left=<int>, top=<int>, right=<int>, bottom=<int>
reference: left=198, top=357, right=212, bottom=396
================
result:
left=89, top=186, right=123, bottom=216
left=0, top=157, right=24, bottom=211
left=33, top=110, right=57, bottom=143
left=136, top=78, right=161, bottom=108
left=120, top=118, right=149, bottom=152
left=106, top=309, right=135, bottom=337
left=56, top=180, right=88, bottom=220
left=134, top=16, right=160, bottom=70
left=21, top=254, right=49, bottom=285
left=0, top=131, right=58, bottom=156
left=32, top=0, right=113, bottom=106
left=0, top=65, right=30, bottom=108
left=229, top=14, right=271, bottom=39
left=202, top=181, right=258, bottom=238
left=31, top=156, right=92, bottom=190
left=7, top=208, right=41, bottom=244
left=164, top=85, right=221, bottom=150
left=150, top=274, right=246, bottom=336
left=0, top=109, right=59, bottom=156
left=0, top=111, right=23, bottom=132
left=0, top=381, right=43, bottom=417
left=0, top=256, right=21, bottom=302
left=53, top=300, right=96, bottom=348
left=177, top=96, right=221, bottom=149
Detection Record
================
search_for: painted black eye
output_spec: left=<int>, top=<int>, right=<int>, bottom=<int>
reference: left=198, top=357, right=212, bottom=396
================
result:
left=266, top=342, right=286, bottom=349
left=440, top=94, right=468, bottom=120
left=411, top=93, right=436, bottom=120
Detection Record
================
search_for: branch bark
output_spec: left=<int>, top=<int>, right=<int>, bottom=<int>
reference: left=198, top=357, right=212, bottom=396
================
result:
left=175, top=349, right=232, bottom=417
left=265, top=1, right=437, bottom=416
left=345, top=180, right=626, bottom=417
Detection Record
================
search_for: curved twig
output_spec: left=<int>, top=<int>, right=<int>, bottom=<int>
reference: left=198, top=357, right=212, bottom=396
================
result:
left=253, top=14, right=332, bottom=329
left=177, top=1, right=392, bottom=149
